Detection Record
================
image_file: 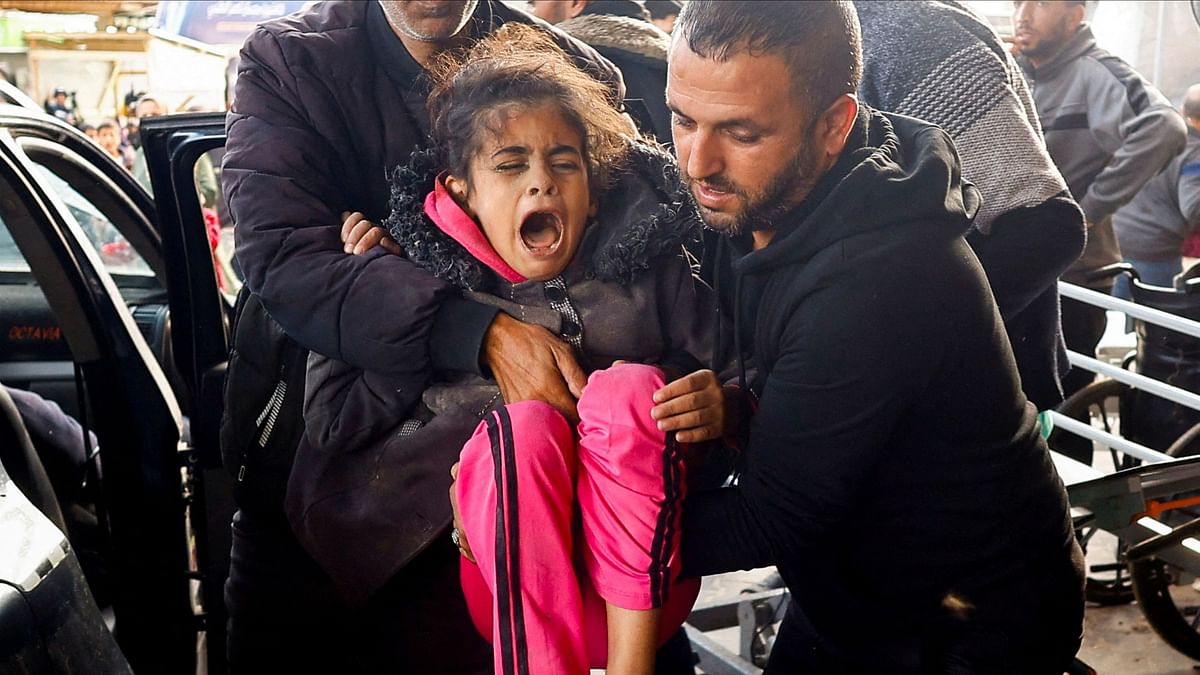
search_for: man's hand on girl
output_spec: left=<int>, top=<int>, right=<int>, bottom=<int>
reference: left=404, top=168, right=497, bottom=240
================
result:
left=650, top=369, right=726, bottom=443
left=341, top=211, right=403, bottom=255
left=484, top=313, right=587, bottom=425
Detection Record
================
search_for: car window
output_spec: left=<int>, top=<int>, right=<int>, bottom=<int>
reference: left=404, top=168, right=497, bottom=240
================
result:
left=195, top=147, right=241, bottom=300
left=0, top=173, right=76, bottom=365
left=0, top=212, right=23, bottom=272
left=30, top=164, right=154, bottom=278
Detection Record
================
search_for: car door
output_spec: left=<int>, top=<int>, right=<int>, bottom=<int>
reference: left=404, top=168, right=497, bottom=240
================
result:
left=137, top=111, right=235, bottom=675
left=0, top=126, right=194, bottom=673
left=0, top=107, right=184, bottom=421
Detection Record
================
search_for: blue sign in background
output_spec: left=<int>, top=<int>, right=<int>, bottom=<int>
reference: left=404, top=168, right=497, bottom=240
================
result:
left=156, top=1, right=310, bottom=46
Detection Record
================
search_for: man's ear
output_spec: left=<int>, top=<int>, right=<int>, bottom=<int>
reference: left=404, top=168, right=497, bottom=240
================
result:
left=444, top=173, right=476, bottom=217
left=566, top=0, right=589, bottom=20
left=1067, top=2, right=1087, bottom=27
left=815, top=94, right=859, bottom=165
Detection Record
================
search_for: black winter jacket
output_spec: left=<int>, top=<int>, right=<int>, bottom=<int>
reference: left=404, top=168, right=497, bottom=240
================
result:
left=682, top=109, right=1081, bottom=670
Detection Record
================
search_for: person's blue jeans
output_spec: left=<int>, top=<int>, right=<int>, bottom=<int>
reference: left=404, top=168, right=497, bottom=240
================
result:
left=1112, top=257, right=1182, bottom=299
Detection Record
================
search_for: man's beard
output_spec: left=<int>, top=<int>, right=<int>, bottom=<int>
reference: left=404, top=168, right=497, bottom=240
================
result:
left=1021, top=16, right=1072, bottom=61
left=685, top=142, right=822, bottom=238
left=382, top=1, right=479, bottom=42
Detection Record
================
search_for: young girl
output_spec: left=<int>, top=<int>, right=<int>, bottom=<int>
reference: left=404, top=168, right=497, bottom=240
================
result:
left=303, top=24, right=728, bottom=675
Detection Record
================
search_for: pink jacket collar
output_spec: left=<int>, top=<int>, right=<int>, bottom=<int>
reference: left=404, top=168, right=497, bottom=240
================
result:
left=423, top=178, right=526, bottom=284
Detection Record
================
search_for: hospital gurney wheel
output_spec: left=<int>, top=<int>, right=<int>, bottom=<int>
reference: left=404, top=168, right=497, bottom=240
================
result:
left=1122, top=425, right=1200, bottom=658
left=1130, top=556, right=1200, bottom=659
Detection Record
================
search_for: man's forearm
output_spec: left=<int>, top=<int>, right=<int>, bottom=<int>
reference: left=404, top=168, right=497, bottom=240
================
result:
left=1081, top=106, right=1187, bottom=224
left=429, top=297, right=500, bottom=376
left=242, top=231, right=450, bottom=377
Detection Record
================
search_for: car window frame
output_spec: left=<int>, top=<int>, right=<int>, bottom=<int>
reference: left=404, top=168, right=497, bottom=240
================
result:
left=17, top=137, right=165, bottom=287
left=0, top=106, right=160, bottom=245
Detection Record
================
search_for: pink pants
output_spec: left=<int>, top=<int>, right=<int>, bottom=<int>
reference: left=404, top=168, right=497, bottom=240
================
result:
left=455, top=364, right=700, bottom=675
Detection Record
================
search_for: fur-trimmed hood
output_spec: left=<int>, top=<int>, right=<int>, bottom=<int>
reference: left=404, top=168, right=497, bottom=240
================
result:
left=384, top=141, right=700, bottom=291
left=558, top=13, right=669, bottom=63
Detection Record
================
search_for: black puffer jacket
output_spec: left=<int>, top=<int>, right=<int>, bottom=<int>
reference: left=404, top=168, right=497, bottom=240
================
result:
left=289, top=142, right=723, bottom=605
left=682, top=108, right=1082, bottom=671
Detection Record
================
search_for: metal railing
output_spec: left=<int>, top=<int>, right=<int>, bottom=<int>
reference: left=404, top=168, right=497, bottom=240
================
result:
left=1049, top=280, right=1200, bottom=465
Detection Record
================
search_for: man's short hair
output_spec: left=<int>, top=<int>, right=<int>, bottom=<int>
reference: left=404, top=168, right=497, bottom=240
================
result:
left=1183, top=86, right=1200, bottom=120
left=96, top=119, right=120, bottom=132
left=674, top=1, right=862, bottom=116
left=580, top=0, right=650, bottom=21
left=644, top=0, right=682, bottom=21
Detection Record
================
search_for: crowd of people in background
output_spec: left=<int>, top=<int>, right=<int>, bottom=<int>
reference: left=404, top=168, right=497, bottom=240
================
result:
left=28, top=81, right=232, bottom=296
left=41, top=88, right=147, bottom=170
left=33, top=85, right=224, bottom=210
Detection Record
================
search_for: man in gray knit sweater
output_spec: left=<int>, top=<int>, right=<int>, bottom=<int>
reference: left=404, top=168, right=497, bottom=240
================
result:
left=1014, top=0, right=1187, bottom=401
left=855, top=0, right=1085, bottom=414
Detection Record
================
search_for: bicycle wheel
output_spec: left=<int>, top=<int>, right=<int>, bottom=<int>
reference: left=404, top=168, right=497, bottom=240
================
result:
left=1130, top=557, right=1200, bottom=659
left=1167, top=421, right=1200, bottom=458
left=1052, top=378, right=1138, bottom=604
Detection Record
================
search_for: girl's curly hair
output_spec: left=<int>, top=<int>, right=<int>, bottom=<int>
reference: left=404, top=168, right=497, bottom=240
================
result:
left=426, top=23, right=632, bottom=192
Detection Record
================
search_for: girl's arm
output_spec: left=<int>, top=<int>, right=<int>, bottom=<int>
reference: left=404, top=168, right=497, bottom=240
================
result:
left=341, top=211, right=403, bottom=255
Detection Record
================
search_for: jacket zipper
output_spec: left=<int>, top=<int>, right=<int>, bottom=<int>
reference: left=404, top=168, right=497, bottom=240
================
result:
left=239, top=377, right=287, bottom=482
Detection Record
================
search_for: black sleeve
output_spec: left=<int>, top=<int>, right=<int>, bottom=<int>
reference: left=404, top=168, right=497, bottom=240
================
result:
left=965, top=194, right=1084, bottom=322
left=681, top=280, right=926, bottom=576
left=429, top=296, right=501, bottom=376
left=226, top=29, right=462, bottom=378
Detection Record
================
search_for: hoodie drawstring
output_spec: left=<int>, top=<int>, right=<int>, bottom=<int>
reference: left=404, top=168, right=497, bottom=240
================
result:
left=710, top=238, right=725, bottom=373
left=734, top=270, right=747, bottom=396
left=712, top=235, right=748, bottom=393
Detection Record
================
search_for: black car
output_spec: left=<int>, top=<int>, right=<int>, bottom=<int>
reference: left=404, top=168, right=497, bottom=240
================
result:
left=0, top=103, right=230, bottom=674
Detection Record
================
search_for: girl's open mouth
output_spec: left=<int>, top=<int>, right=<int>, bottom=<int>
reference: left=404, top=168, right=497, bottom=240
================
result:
left=519, top=211, right=564, bottom=257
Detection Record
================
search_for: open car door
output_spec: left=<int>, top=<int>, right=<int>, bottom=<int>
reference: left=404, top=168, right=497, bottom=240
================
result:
left=0, top=122, right=192, bottom=672
left=137, top=112, right=234, bottom=675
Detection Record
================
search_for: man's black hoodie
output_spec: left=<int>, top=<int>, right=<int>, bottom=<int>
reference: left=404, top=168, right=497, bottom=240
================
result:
left=683, top=108, right=1082, bottom=670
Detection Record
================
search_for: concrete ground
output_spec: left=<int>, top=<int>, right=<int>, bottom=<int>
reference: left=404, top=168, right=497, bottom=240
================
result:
left=1080, top=598, right=1199, bottom=674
